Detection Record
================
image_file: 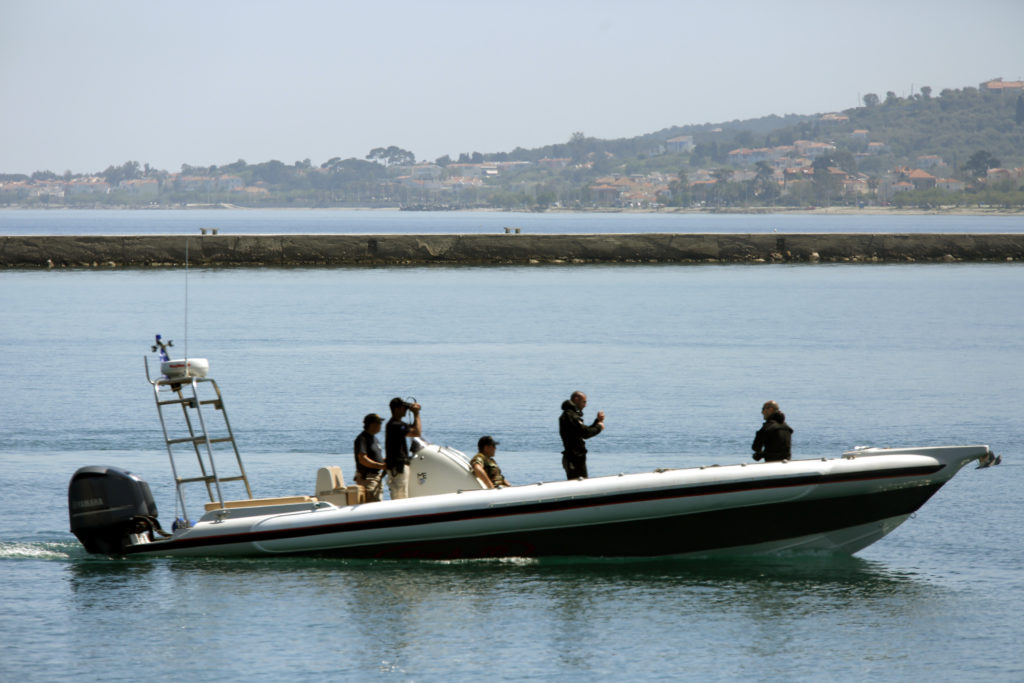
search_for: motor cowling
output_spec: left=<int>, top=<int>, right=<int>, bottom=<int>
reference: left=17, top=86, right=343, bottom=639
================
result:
left=68, top=465, right=159, bottom=554
left=408, top=438, right=487, bottom=496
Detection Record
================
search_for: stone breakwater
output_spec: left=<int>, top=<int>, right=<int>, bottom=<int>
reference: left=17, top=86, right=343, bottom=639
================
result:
left=2, top=233, right=1023, bottom=268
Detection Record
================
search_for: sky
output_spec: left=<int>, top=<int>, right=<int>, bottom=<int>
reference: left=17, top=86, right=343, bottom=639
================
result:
left=2, top=0, right=1023, bottom=175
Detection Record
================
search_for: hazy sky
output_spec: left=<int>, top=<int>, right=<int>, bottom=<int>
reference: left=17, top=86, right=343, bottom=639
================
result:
left=3, top=0, right=1023, bottom=175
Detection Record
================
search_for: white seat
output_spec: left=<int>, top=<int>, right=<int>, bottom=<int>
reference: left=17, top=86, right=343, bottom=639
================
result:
left=315, top=466, right=363, bottom=505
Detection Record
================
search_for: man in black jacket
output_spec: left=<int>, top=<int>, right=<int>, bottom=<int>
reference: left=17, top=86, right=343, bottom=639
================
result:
left=559, top=391, right=605, bottom=479
left=752, top=400, right=793, bottom=462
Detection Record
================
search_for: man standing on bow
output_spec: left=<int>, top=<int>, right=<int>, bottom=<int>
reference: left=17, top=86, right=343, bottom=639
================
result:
left=558, top=390, right=605, bottom=479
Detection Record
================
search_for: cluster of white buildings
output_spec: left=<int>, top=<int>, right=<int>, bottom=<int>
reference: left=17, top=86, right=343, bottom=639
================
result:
left=0, top=174, right=248, bottom=201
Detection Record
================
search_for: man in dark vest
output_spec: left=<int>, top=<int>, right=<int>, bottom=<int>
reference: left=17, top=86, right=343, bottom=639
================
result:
left=353, top=413, right=385, bottom=502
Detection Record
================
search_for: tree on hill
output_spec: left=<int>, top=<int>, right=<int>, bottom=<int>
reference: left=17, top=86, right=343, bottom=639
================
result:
left=366, top=146, right=416, bottom=166
left=101, top=160, right=142, bottom=186
left=962, top=150, right=1000, bottom=181
left=812, top=155, right=842, bottom=204
left=666, top=169, right=691, bottom=206
left=753, top=161, right=779, bottom=202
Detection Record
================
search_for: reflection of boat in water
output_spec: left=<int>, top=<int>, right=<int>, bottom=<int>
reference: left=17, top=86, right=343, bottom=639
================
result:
left=68, top=356, right=1001, bottom=560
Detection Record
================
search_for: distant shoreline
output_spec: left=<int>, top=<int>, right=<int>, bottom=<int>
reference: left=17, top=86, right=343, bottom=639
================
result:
left=2, top=204, right=1022, bottom=216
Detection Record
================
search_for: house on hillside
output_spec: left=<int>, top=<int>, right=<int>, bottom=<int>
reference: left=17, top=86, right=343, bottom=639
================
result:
left=842, top=175, right=869, bottom=196
left=729, top=147, right=761, bottom=164
left=495, top=161, right=531, bottom=172
left=118, top=179, right=159, bottom=199
left=410, top=164, right=443, bottom=180
left=665, top=135, right=695, bottom=153
left=980, top=78, right=1024, bottom=93
left=820, top=113, right=849, bottom=124
left=232, top=186, right=269, bottom=197
left=986, top=167, right=1024, bottom=186
left=908, top=169, right=936, bottom=190
left=174, top=176, right=215, bottom=192
left=793, top=140, right=836, bottom=158
left=65, top=177, right=111, bottom=196
left=589, top=182, right=621, bottom=204
left=877, top=177, right=914, bottom=201
left=935, top=178, right=965, bottom=192
left=0, top=180, right=65, bottom=199
left=442, top=176, right=485, bottom=194
left=538, top=158, right=570, bottom=170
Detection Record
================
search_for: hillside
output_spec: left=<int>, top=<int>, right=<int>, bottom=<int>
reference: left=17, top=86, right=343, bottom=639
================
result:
left=3, top=80, right=1023, bottom=210
left=840, top=86, right=1024, bottom=168
left=567, top=83, right=1024, bottom=175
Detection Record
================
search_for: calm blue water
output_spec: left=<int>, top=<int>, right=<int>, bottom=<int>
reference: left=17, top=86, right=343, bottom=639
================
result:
left=2, top=213, right=1023, bottom=680
left=2, top=207, right=1024, bottom=235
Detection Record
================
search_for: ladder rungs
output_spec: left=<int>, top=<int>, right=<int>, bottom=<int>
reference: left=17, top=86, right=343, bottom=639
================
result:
left=177, top=474, right=248, bottom=485
left=156, top=397, right=221, bottom=409
left=157, top=397, right=197, bottom=406
left=167, top=435, right=234, bottom=445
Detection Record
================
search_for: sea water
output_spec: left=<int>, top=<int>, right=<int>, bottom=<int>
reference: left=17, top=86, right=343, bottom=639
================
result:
left=2, top=207, right=1024, bottom=235
left=1, top=214, right=1023, bottom=681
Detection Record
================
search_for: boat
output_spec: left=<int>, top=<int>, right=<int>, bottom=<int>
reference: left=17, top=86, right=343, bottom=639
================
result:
left=67, top=351, right=1002, bottom=559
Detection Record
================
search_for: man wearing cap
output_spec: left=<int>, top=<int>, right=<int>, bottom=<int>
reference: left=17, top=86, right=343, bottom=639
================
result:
left=385, top=397, right=422, bottom=499
left=470, top=436, right=509, bottom=489
left=353, top=413, right=385, bottom=502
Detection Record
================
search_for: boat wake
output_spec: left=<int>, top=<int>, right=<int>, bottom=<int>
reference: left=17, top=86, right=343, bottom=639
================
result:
left=0, top=539, right=85, bottom=561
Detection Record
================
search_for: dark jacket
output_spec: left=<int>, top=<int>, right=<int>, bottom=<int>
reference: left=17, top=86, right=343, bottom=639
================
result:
left=559, top=400, right=603, bottom=458
left=752, top=411, right=793, bottom=462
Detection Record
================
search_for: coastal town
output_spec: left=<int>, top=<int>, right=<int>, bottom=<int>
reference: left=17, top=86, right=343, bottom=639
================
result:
left=3, top=78, right=1023, bottom=211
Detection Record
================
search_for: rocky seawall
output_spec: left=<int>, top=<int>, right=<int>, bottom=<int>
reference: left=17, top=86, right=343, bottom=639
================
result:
left=2, top=233, right=1023, bottom=268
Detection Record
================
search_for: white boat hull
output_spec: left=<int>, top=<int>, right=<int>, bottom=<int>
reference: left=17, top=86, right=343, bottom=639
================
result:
left=106, top=444, right=992, bottom=560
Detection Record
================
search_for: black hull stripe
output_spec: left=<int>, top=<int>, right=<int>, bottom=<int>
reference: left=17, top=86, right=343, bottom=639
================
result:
left=127, top=463, right=945, bottom=555
left=309, top=483, right=946, bottom=559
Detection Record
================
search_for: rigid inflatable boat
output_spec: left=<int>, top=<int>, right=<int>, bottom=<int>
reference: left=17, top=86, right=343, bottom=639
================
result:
left=67, top=355, right=1001, bottom=559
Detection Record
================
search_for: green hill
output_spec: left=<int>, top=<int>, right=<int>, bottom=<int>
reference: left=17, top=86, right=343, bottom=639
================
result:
left=5, top=81, right=1023, bottom=209
left=534, top=84, right=1024, bottom=177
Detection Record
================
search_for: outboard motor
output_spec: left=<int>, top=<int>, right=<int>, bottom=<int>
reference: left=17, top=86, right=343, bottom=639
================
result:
left=68, top=465, right=160, bottom=554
